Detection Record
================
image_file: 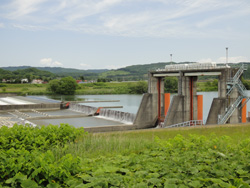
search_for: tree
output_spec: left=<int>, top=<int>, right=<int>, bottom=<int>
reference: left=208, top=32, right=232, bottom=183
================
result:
left=164, top=77, right=178, bottom=93
left=47, top=76, right=78, bottom=95
left=79, top=76, right=85, bottom=80
left=128, top=81, right=148, bottom=94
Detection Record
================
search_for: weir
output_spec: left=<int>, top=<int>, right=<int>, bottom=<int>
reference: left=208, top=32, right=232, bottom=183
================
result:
left=99, top=108, right=136, bottom=124
left=69, top=102, right=135, bottom=124
left=134, top=63, right=250, bottom=129
left=69, top=103, right=98, bottom=115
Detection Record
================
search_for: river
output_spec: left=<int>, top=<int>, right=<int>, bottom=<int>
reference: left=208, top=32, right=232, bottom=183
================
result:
left=31, top=91, right=249, bottom=127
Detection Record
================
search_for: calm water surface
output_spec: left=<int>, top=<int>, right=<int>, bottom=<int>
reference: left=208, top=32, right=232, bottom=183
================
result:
left=37, top=91, right=249, bottom=126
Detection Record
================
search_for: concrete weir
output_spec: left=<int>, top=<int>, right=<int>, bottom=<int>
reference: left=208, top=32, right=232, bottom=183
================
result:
left=0, top=96, right=61, bottom=111
left=134, top=63, right=249, bottom=129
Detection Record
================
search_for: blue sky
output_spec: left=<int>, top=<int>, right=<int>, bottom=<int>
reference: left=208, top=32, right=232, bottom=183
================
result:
left=0, top=0, right=249, bottom=69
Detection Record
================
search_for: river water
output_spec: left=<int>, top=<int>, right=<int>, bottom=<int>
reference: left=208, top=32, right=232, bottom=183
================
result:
left=32, top=91, right=249, bottom=127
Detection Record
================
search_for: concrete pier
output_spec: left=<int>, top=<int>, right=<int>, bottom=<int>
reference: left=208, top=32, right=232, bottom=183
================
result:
left=134, top=63, right=249, bottom=128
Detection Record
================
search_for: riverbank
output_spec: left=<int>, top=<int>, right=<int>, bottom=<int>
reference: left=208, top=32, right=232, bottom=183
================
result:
left=0, top=80, right=225, bottom=96
left=0, top=81, right=147, bottom=95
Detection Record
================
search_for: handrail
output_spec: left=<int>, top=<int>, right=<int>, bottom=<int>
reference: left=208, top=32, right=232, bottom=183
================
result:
left=165, top=120, right=204, bottom=128
left=218, top=96, right=243, bottom=124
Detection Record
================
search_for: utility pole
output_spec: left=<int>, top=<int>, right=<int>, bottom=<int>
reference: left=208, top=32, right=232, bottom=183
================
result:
left=170, top=54, right=173, bottom=64
left=226, top=47, right=228, bottom=66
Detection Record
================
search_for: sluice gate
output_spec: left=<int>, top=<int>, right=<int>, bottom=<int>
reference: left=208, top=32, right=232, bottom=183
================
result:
left=134, top=63, right=250, bottom=129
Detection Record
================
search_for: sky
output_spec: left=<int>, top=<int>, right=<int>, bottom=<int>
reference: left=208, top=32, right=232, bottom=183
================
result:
left=0, top=0, right=250, bottom=70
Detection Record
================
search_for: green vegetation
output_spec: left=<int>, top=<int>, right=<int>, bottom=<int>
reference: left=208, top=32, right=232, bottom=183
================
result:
left=76, top=81, right=148, bottom=95
left=0, top=124, right=85, bottom=188
left=164, top=77, right=178, bottom=93
left=0, top=68, right=55, bottom=83
left=1, top=124, right=250, bottom=187
left=242, top=78, right=250, bottom=90
left=47, top=77, right=78, bottom=95
left=197, top=79, right=218, bottom=92
left=0, top=83, right=47, bottom=95
left=2, top=62, right=250, bottom=82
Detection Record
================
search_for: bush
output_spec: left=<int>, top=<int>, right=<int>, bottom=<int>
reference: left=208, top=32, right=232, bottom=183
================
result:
left=128, top=81, right=148, bottom=94
left=47, top=77, right=78, bottom=95
left=164, top=77, right=178, bottom=93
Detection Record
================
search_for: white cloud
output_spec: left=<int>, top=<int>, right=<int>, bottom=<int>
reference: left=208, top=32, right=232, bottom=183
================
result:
left=198, top=58, right=214, bottom=63
left=6, top=0, right=47, bottom=19
left=1, top=0, right=250, bottom=38
left=40, top=58, right=63, bottom=67
left=79, top=63, right=92, bottom=69
left=217, top=56, right=249, bottom=64
left=0, top=23, right=4, bottom=28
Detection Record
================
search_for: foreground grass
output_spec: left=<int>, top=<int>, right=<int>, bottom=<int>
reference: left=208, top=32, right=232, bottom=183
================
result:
left=1, top=123, right=250, bottom=187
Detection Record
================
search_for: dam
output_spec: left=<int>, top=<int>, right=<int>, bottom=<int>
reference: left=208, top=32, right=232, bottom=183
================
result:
left=0, top=63, right=249, bottom=132
left=134, top=63, right=249, bottom=129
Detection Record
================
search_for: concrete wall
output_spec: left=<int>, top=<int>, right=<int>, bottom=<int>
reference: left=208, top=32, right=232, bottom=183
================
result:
left=206, top=98, right=227, bottom=124
left=84, top=124, right=135, bottom=133
left=0, top=93, right=18, bottom=97
left=0, top=103, right=60, bottom=111
left=164, top=95, right=184, bottom=126
left=133, top=93, right=158, bottom=129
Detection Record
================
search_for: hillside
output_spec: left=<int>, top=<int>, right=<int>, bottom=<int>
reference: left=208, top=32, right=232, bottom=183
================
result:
left=2, top=62, right=250, bottom=81
left=0, top=67, right=56, bottom=82
left=0, top=66, right=104, bottom=79
left=99, top=62, right=197, bottom=80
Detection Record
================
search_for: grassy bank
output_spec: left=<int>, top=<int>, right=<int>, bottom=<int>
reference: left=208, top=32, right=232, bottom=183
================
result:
left=0, top=79, right=248, bottom=96
left=1, top=123, right=250, bottom=187
left=0, top=81, right=147, bottom=95
left=0, top=83, right=47, bottom=95
left=59, top=123, right=250, bottom=158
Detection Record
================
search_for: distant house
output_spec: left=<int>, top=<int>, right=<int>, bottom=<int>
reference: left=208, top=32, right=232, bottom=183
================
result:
left=21, top=79, right=28, bottom=83
left=78, top=80, right=95, bottom=84
left=31, top=79, right=43, bottom=84
left=76, top=80, right=82, bottom=84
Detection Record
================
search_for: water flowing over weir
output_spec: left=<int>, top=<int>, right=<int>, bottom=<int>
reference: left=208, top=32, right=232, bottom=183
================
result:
left=69, top=103, right=136, bottom=124
left=69, top=103, right=98, bottom=115
left=99, top=108, right=136, bottom=124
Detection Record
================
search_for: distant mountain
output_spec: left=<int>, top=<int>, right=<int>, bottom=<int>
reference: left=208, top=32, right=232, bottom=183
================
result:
left=1, top=66, right=107, bottom=74
left=1, top=66, right=108, bottom=79
left=2, top=62, right=250, bottom=81
left=99, top=62, right=197, bottom=80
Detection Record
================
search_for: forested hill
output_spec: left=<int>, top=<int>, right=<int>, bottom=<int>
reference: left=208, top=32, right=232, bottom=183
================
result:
left=99, top=62, right=197, bottom=80
left=2, top=62, right=250, bottom=81
left=0, top=67, right=55, bottom=82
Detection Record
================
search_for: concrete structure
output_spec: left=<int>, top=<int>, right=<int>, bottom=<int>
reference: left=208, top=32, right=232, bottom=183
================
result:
left=134, top=63, right=249, bottom=128
left=0, top=96, right=61, bottom=111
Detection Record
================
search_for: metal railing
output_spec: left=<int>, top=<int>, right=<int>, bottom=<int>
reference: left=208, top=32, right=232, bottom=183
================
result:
left=232, top=64, right=246, bottom=81
left=219, top=64, right=249, bottom=124
left=226, top=64, right=247, bottom=96
left=165, top=120, right=204, bottom=128
left=218, top=96, right=243, bottom=124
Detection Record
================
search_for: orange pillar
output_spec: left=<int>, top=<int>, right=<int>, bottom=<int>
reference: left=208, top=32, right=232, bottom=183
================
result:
left=197, top=95, right=203, bottom=121
left=164, top=93, right=170, bottom=116
left=242, top=98, right=247, bottom=123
